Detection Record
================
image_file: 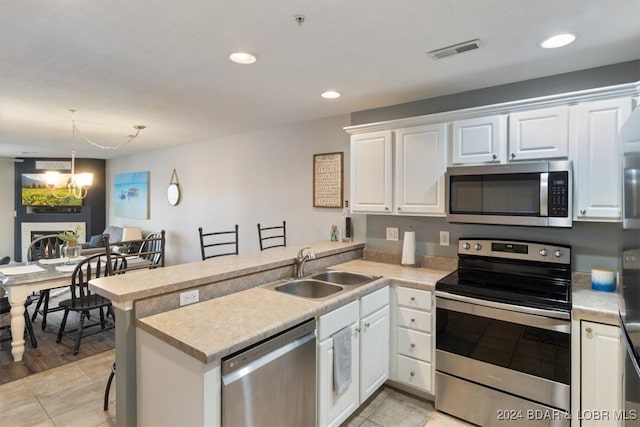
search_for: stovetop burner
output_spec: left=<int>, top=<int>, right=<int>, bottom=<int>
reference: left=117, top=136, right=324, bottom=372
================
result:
left=436, top=238, right=572, bottom=313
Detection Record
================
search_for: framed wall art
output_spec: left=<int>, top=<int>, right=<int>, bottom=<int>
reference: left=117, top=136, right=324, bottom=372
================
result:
left=313, top=152, right=343, bottom=208
left=114, top=171, right=150, bottom=219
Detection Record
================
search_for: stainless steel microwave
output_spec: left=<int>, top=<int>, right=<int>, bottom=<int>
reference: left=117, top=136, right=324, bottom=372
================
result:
left=445, top=160, right=572, bottom=227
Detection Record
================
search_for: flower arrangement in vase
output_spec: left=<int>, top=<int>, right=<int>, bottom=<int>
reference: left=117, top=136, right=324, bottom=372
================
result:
left=58, top=226, right=82, bottom=263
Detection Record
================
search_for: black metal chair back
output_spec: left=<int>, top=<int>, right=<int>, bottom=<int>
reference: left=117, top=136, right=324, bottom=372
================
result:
left=27, top=234, right=64, bottom=261
left=103, top=230, right=166, bottom=273
left=257, top=221, right=286, bottom=250
left=138, top=231, right=165, bottom=266
left=69, top=253, right=127, bottom=304
left=199, top=225, right=239, bottom=260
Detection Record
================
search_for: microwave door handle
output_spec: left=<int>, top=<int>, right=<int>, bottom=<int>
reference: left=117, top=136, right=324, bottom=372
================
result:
left=540, top=172, right=549, bottom=217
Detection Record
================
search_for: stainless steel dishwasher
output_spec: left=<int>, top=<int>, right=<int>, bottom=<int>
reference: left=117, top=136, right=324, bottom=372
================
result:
left=221, top=319, right=316, bottom=427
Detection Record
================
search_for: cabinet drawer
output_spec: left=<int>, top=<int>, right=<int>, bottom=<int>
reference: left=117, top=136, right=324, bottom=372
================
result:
left=397, top=307, right=432, bottom=333
left=397, top=327, right=431, bottom=362
left=396, top=287, right=431, bottom=310
left=397, top=354, right=432, bottom=392
left=317, top=300, right=359, bottom=341
left=360, top=286, right=389, bottom=318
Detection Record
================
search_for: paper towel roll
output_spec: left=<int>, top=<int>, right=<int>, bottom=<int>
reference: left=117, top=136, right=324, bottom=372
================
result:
left=401, top=231, right=416, bottom=266
left=592, top=268, right=615, bottom=292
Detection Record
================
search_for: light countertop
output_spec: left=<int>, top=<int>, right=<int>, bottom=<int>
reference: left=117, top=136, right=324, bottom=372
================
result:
left=89, top=240, right=364, bottom=305
left=135, top=255, right=622, bottom=365
left=136, top=258, right=450, bottom=364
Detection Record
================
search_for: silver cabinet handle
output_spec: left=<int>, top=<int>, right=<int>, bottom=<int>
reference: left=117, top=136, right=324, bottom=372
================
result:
left=586, top=327, right=593, bottom=333
left=410, top=296, right=416, bottom=301
left=492, top=154, right=497, bottom=160
left=397, top=207, right=401, bottom=211
left=355, top=327, right=361, bottom=333
left=364, top=322, right=370, bottom=328
left=385, top=207, right=389, bottom=211
left=410, top=343, right=416, bottom=348
left=511, top=153, right=516, bottom=159
left=580, top=209, right=587, bottom=215
left=410, top=371, right=415, bottom=377
left=410, top=318, right=415, bottom=322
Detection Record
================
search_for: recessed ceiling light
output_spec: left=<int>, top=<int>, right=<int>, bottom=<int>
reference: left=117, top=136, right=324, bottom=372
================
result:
left=229, top=52, right=257, bottom=64
left=321, top=90, right=341, bottom=99
left=540, top=33, right=576, bottom=49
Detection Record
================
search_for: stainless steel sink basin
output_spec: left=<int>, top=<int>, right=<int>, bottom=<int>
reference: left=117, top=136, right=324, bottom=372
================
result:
left=274, top=279, right=343, bottom=299
left=311, top=271, right=376, bottom=286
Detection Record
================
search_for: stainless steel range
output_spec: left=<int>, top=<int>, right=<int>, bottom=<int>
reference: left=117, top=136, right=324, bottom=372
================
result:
left=435, top=238, right=572, bottom=427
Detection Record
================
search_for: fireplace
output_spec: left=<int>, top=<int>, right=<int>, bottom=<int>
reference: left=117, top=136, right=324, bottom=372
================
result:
left=20, top=222, right=86, bottom=262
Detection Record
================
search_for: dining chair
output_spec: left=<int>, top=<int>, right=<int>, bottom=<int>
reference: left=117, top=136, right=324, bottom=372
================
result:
left=198, top=225, right=239, bottom=260
left=55, top=252, right=127, bottom=355
left=28, top=234, right=66, bottom=330
left=257, top=221, right=286, bottom=251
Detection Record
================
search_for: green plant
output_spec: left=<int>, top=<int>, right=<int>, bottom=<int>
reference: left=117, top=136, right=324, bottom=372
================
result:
left=58, top=226, right=81, bottom=246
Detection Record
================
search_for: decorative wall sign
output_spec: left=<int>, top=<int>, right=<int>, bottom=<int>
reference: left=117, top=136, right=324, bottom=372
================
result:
left=313, top=152, right=343, bottom=208
left=114, top=171, right=150, bottom=219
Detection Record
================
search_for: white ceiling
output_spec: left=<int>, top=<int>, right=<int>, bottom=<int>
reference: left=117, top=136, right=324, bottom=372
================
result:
left=1, top=0, right=639, bottom=160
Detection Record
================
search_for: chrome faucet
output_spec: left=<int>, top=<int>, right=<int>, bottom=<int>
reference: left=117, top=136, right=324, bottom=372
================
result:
left=295, top=247, right=316, bottom=277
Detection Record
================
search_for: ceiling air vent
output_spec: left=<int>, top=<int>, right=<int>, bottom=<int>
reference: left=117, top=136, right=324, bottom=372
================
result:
left=429, top=39, right=482, bottom=60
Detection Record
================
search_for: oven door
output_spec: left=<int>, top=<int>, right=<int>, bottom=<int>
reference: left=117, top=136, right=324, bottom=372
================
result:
left=435, top=293, right=571, bottom=426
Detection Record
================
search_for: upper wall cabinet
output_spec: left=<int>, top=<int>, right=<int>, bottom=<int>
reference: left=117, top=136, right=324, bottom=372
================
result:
left=508, top=105, right=569, bottom=161
left=451, top=115, right=506, bottom=164
left=350, top=125, right=447, bottom=216
left=350, top=130, right=393, bottom=213
left=394, top=124, right=447, bottom=215
left=571, top=97, right=633, bottom=221
left=450, top=106, right=570, bottom=165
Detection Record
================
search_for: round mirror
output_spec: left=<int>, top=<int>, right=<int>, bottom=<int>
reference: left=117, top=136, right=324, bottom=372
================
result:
left=167, top=183, right=180, bottom=206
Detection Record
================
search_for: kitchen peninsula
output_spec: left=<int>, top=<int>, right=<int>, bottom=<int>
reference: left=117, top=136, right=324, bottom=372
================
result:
left=89, top=240, right=369, bottom=426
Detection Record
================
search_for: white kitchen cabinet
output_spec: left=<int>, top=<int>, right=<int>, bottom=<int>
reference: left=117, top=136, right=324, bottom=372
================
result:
left=580, top=320, right=623, bottom=427
left=508, top=105, right=569, bottom=161
left=394, top=124, right=447, bottom=215
left=451, top=115, right=506, bottom=164
left=359, top=286, right=390, bottom=403
left=572, top=98, right=633, bottom=221
left=391, top=286, right=434, bottom=394
left=317, top=287, right=389, bottom=425
left=350, top=130, right=393, bottom=213
left=317, top=300, right=360, bottom=427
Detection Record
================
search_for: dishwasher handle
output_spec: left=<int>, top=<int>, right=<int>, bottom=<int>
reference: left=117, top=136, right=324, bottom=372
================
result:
left=222, top=318, right=315, bottom=377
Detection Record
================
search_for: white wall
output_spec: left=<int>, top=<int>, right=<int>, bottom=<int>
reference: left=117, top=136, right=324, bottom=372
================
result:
left=0, top=159, right=15, bottom=259
left=107, top=114, right=364, bottom=265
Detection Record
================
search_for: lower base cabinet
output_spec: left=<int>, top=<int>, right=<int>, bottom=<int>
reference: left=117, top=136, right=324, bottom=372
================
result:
left=317, top=287, right=390, bottom=427
left=580, top=320, right=623, bottom=427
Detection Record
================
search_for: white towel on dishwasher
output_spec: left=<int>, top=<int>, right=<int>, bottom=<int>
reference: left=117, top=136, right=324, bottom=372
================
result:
left=333, top=325, right=352, bottom=395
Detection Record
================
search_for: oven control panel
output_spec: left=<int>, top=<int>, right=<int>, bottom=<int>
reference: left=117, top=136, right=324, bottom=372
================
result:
left=458, top=239, right=571, bottom=264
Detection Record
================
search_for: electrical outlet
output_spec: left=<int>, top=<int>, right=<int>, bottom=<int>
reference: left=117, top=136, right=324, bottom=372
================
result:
left=440, top=231, right=450, bottom=246
left=386, top=227, right=399, bottom=241
left=179, top=289, right=199, bottom=306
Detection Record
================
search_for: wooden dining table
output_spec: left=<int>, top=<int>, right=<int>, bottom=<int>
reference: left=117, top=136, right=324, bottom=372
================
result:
left=1, top=258, right=84, bottom=362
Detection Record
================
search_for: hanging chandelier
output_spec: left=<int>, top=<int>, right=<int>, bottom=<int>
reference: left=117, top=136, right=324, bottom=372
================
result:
left=47, top=109, right=146, bottom=200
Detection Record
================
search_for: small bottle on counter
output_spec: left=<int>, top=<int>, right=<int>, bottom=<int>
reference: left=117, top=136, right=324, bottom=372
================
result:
left=342, top=200, right=352, bottom=242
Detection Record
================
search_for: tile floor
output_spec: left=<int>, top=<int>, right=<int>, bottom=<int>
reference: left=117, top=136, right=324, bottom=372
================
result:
left=0, top=348, right=470, bottom=427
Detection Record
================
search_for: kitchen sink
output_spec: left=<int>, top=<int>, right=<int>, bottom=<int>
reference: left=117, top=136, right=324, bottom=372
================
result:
left=311, top=271, right=376, bottom=286
left=274, top=279, right=343, bottom=299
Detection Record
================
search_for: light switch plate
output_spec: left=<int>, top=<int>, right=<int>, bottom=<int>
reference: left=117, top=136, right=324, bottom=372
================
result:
left=386, top=227, right=399, bottom=241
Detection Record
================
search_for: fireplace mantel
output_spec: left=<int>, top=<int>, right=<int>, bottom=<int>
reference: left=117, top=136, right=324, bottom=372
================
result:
left=21, top=222, right=86, bottom=262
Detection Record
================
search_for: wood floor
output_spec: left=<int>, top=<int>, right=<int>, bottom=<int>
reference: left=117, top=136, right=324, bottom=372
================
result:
left=0, top=290, right=115, bottom=385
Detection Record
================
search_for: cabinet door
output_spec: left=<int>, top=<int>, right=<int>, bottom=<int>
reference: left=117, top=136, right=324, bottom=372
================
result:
left=573, top=98, right=633, bottom=221
left=395, top=124, right=446, bottom=215
left=317, top=324, right=360, bottom=427
left=359, top=305, right=390, bottom=403
left=350, top=131, right=393, bottom=213
left=508, top=106, right=569, bottom=161
left=451, top=115, right=506, bottom=164
left=581, top=321, right=623, bottom=427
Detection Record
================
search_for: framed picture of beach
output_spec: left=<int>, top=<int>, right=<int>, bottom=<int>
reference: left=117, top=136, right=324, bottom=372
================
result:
left=114, top=171, right=150, bottom=219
